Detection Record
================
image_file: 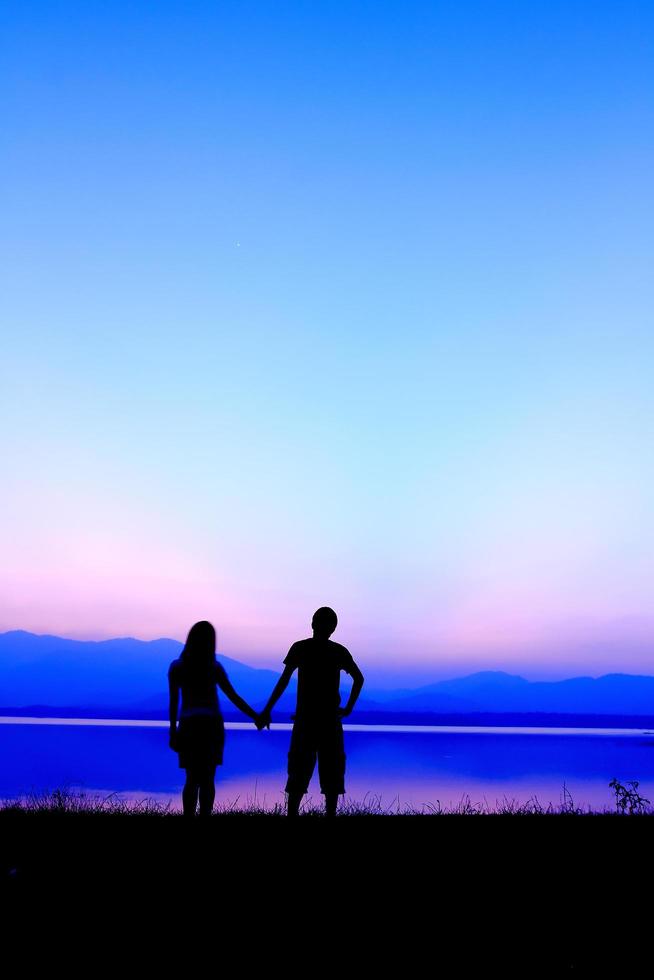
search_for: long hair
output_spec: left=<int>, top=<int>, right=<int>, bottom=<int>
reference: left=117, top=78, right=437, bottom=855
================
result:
left=179, top=621, right=217, bottom=682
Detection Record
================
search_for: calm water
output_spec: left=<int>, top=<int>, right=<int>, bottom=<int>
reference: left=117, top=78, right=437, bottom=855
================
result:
left=2, top=718, right=654, bottom=812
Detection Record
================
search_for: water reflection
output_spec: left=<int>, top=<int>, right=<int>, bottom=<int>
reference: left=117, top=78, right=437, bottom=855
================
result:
left=2, top=721, right=654, bottom=812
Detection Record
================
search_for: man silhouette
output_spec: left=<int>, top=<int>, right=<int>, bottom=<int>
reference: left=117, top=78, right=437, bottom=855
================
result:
left=259, top=607, right=364, bottom=817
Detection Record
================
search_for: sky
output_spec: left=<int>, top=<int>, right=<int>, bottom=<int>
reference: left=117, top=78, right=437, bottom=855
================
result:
left=1, top=1, right=653, bottom=682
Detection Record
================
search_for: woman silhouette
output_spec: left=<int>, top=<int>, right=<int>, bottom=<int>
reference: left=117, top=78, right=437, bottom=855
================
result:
left=168, top=621, right=259, bottom=817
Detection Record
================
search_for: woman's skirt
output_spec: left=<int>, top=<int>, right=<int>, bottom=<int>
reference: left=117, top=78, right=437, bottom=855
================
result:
left=177, top=714, right=225, bottom=770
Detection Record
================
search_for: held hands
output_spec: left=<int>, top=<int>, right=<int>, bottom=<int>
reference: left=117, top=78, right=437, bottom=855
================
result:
left=254, top=710, right=271, bottom=731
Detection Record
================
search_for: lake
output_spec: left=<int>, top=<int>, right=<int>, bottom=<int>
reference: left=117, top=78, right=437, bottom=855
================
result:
left=2, top=717, right=654, bottom=812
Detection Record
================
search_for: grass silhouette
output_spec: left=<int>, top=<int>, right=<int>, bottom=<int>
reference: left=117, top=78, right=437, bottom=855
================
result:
left=3, top=780, right=653, bottom=816
left=3, top=782, right=653, bottom=972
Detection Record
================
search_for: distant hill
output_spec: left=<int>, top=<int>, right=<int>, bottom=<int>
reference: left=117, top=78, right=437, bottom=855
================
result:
left=0, top=630, right=298, bottom=713
left=1, top=631, right=653, bottom=720
left=379, top=670, right=654, bottom=715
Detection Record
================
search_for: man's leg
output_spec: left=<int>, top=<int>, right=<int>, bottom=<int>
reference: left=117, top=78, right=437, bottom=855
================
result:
left=285, top=723, right=315, bottom=817
left=318, top=721, right=345, bottom=817
left=324, top=792, right=339, bottom=818
left=287, top=791, right=303, bottom=818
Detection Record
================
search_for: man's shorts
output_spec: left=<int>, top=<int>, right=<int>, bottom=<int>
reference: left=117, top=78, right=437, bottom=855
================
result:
left=285, top=717, right=346, bottom=796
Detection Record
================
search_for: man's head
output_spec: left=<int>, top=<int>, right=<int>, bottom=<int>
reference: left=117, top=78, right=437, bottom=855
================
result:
left=312, top=606, right=338, bottom=639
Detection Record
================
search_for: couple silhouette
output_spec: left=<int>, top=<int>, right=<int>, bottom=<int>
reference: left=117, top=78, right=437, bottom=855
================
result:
left=167, top=608, right=365, bottom=817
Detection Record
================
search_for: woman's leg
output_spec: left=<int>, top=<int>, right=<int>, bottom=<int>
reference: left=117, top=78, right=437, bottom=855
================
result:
left=183, top=768, right=200, bottom=818
left=198, top=765, right=217, bottom=817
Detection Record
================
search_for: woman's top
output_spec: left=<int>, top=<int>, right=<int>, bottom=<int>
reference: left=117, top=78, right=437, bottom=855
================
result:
left=168, top=658, right=229, bottom=719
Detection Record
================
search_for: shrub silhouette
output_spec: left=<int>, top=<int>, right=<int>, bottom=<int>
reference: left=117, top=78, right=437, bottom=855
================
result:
left=609, top=778, right=650, bottom=815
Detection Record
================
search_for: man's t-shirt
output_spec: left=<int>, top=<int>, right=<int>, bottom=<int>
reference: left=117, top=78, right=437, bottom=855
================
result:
left=283, top=637, right=356, bottom=722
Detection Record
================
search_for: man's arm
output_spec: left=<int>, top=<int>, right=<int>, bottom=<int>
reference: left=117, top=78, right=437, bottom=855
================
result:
left=338, top=662, right=364, bottom=718
left=260, top=664, right=296, bottom=723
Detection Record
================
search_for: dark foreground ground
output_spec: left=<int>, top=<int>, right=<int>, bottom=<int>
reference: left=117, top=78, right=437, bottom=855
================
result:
left=2, top=806, right=652, bottom=972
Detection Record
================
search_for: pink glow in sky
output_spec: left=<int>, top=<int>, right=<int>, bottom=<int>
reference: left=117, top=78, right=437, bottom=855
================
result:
left=2, top=1, right=653, bottom=681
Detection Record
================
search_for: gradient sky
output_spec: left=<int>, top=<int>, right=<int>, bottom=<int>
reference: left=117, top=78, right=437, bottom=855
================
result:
left=2, top=2, right=653, bottom=682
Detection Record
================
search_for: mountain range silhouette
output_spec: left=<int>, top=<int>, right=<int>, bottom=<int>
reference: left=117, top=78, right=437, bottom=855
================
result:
left=2, top=630, right=654, bottom=720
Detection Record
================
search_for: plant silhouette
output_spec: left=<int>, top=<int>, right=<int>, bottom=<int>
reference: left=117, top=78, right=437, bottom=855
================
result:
left=608, top=778, right=650, bottom=814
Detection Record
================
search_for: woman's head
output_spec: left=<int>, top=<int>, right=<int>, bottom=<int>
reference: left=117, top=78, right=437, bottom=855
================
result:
left=180, top=621, right=216, bottom=673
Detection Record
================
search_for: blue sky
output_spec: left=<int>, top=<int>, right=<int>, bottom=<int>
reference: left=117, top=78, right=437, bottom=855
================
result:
left=2, top=2, right=653, bottom=680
